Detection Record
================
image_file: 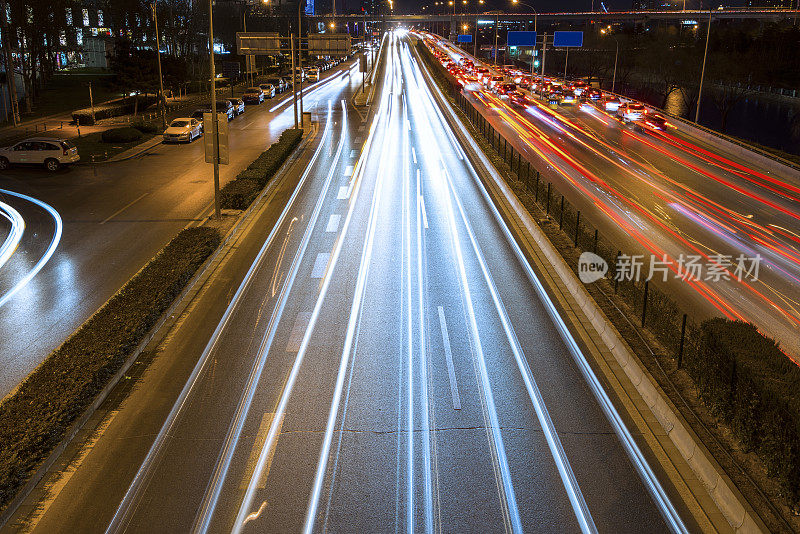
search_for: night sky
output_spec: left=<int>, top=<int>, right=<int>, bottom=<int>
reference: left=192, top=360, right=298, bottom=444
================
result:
left=390, top=0, right=746, bottom=14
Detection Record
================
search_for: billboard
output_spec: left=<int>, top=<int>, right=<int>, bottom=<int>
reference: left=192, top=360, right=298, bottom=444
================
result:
left=236, top=32, right=282, bottom=55
left=553, top=31, right=583, bottom=47
left=307, top=33, right=352, bottom=56
left=507, top=31, right=537, bottom=47
left=457, top=34, right=473, bottom=43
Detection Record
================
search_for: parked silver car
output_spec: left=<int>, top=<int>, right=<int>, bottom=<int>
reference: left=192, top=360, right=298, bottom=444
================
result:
left=0, top=137, right=80, bottom=172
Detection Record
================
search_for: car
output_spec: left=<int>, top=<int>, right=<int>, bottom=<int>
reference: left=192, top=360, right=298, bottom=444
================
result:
left=495, top=83, right=517, bottom=97
left=191, top=108, right=210, bottom=121
left=242, top=87, right=264, bottom=104
left=571, top=80, right=588, bottom=95
left=258, top=83, right=276, bottom=98
left=561, top=93, right=576, bottom=105
left=585, top=88, right=602, bottom=100
left=0, top=137, right=80, bottom=172
left=207, top=100, right=235, bottom=120
left=487, top=75, right=505, bottom=88
left=227, top=98, right=245, bottom=116
left=265, top=77, right=285, bottom=93
left=640, top=113, right=669, bottom=131
left=307, top=67, right=320, bottom=82
left=163, top=118, right=203, bottom=143
left=603, top=96, right=622, bottom=112
left=509, top=91, right=533, bottom=107
left=617, top=102, right=646, bottom=122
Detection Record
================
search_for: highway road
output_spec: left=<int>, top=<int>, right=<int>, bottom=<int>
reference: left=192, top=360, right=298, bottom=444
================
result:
left=0, top=57, right=361, bottom=398
left=3, top=31, right=701, bottom=533
left=425, top=35, right=800, bottom=359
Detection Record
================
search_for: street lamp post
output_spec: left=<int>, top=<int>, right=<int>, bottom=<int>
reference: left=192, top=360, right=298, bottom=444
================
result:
left=601, top=28, right=619, bottom=93
left=151, top=1, right=167, bottom=129
left=298, top=0, right=305, bottom=129
left=695, top=10, right=712, bottom=123
left=208, top=0, right=221, bottom=219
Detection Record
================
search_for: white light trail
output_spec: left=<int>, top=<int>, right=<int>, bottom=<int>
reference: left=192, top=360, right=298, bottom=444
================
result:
left=0, top=200, right=25, bottom=272
left=0, top=189, right=62, bottom=309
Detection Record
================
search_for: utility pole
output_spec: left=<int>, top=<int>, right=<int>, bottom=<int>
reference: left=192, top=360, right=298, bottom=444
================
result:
left=494, top=13, right=498, bottom=65
left=564, top=47, right=568, bottom=78
left=611, top=38, right=618, bottom=93
left=152, top=1, right=167, bottom=129
left=88, top=81, right=96, bottom=124
left=291, top=34, right=298, bottom=129
left=540, top=32, right=547, bottom=86
left=208, top=0, right=221, bottom=219
left=695, top=10, right=712, bottom=124
left=298, top=0, right=304, bottom=128
left=1, top=0, right=19, bottom=126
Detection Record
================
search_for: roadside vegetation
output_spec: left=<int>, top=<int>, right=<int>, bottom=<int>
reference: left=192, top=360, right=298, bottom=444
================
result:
left=0, top=227, right=221, bottom=514
left=220, top=128, right=304, bottom=210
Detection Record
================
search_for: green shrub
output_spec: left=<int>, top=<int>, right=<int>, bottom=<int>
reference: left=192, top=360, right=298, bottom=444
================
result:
left=0, top=227, right=221, bottom=513
left=133, top=121, right=160, bottom=134
left=220, top=128, right=303, bottom=209
left=101, top=127, right=143, bottom=143
left=220, top=178, right=260, bottom=210
left=689, top=319, right=800, bottom=501
left=72, top=95, right=159, bottom=125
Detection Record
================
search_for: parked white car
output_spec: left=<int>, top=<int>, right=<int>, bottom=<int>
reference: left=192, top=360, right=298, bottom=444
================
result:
left=0, top=137, right=80, bottom=171
left=163, top=118, right=203, bottom=143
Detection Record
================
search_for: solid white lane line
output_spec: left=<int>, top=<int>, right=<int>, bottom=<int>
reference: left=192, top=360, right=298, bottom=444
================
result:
left=311, top=252, right=330, bottom=279
left=337, top=186, right=350, bottom=200
left=325, top=214, right=340, bottom=233
left=232, top=96, right=385, bottom=533
left=344, top=165, right=354, bottom=176
left=100, top=192, right=149, bottom=224
left=418, top=194, right=429, bottom=230
left=437, top=307, right=461, bottom=410
left=411, top=146, right=417, bottom=164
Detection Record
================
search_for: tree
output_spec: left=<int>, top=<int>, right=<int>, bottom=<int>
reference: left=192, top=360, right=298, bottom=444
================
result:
left=108, top=38, right=159, bottom=115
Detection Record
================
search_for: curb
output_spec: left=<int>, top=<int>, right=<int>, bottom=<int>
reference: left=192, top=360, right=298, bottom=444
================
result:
left=413, top=42, right=768, bottom=534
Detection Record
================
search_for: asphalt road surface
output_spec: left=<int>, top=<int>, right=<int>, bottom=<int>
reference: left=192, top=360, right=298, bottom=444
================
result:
left=427, top=35, right=800, bottom=360
left=4, top=32, right=700, bottom=533
left=0, top=57, right=362, bottom=398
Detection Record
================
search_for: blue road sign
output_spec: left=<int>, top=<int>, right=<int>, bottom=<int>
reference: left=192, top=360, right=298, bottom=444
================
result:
left=507, top=31, right=537, bottom=47
left=457, top=34, right=473, bottom=43
left=553, top=31, right=583, bottom=47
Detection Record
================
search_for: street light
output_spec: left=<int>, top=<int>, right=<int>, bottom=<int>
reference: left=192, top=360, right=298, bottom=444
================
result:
left=600, top=27, right=619, bottom=94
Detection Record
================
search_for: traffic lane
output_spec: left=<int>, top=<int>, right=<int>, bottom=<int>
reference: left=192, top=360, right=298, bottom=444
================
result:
left=406, top=59, right=674, bottom=532
left=0, top=61, right=364, bottom=398
left=515, top=98, right=800, bottom=351
left=105, top=104, right=357, bottom=534
left=20, top=108, right=344, bottom=534
left=227, top=57, right=395, bottom=534
left=468, top=90, right=799, bottom=351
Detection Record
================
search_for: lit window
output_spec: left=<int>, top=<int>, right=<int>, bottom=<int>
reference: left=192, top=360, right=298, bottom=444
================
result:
left=76, top=28, right=83, bottom=45
left=60, top=30, right=67, bottom=46
left=82, top=8, right=89, bottom=26
left=26, top=5, right=33, bottom=23
left=91, top=27, right=98, bottom=36
left=66, top=7, right=73, bottom=25
left=97, top=9, right=104, bottom=26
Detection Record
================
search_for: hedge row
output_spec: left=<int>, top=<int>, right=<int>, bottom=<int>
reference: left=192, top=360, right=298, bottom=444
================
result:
left=220, top=128, right=304, bottom=210
left=101, top=127, right=143, bottom=143
left=72, top=95, right=159, bottom=125
left=690, top=320, right=800, bottom=501
left=415, top=39, right=800, bottom=505
left=0, top=226, right=221, bottom=513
